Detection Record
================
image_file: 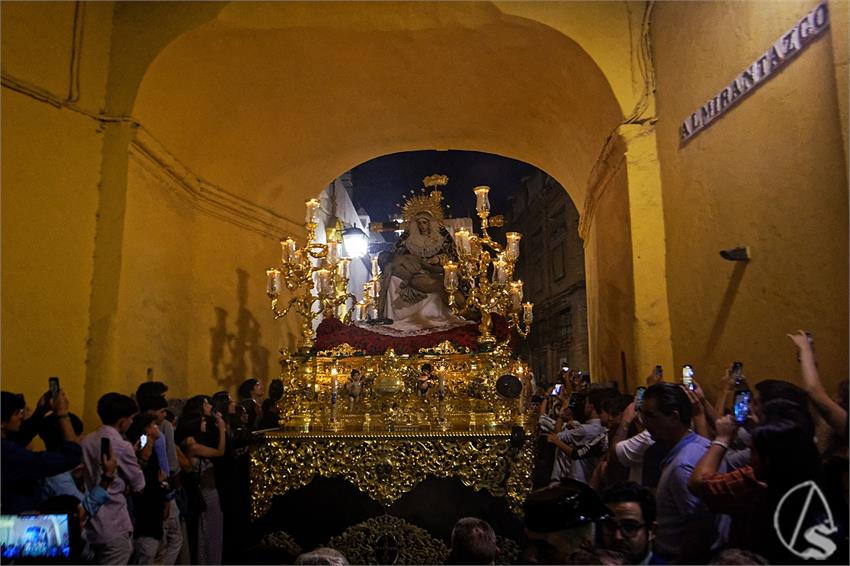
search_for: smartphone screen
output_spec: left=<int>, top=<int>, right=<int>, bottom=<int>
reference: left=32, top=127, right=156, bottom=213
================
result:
left=100, top=437, right=110, bottom=459
left=654, top=365, right=663, bottom=378
left=48, top=376, right=60, bottom=398
left=635, top=386, right=646, bottom=410
left=733, top=390, right=751, bottom=423
left=552, top=383, right=563, bottom=396
left=139, top=434, right=148, bottom=449
left=682, top=365, right=695, bottom=391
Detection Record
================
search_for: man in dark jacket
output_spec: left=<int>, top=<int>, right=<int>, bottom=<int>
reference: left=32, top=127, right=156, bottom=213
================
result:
left=1, top=389, right=82, bottom=513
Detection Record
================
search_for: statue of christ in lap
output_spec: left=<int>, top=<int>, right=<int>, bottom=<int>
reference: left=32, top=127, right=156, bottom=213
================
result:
left=373, top=181, right=473, bottom=337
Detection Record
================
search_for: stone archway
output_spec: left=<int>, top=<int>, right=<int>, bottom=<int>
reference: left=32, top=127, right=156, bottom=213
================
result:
left=88, top=1, right=658, bottom=409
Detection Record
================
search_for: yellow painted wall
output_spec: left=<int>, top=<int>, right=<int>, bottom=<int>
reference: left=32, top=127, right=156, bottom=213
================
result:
left=583, top=163, right=636, bottom=387
left=1, top=1, right=113, bottom=420
left=653, top=0, right=849, bottom=399
left=113, top=148, right=296, bottom=400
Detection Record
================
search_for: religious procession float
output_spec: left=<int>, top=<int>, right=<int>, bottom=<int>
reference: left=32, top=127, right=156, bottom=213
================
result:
left=253, top=176, right=537, bottom=559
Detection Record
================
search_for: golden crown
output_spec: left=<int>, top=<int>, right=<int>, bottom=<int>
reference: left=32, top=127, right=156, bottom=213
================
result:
left=399, top=174, right=448, bottom=226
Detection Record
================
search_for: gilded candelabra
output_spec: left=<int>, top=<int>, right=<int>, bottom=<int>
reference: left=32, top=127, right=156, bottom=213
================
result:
left=350, top=254, right=382, bottom=322
left=266, top=198, right=355, bottom=350
left=443, top=186, right=533, bottom=346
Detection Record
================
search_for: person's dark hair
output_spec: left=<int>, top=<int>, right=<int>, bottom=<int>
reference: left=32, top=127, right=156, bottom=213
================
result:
left=268, top=379, right=284, bottom=402
left=603, top=394, right=633, bottom=417
left=164, top=409, right=176, bottom=424
left=447, top=517, right=498, bottom=565
left=126, top=413, right=157, bottom=444
left=754, top=379, right=809, bottom=412
left=1, top=391, right=26, bottom=423
left=587, top=388, right=618, bottom=415
left=752, top=418, right=820, bottom=490
left=644, top=383, right=691, bottom=425
left=174, top=414, right=203, bottom=446
left=183, top=395, right=210, bottom=419
left=212, top=391, right=232, bottom=416
left=760, top=398, right=814, bottom=438
left=599, top=481, right=656, bottom=524
left=238, top=379, right=260, bottom=400
left=708, top=548, right=769, bottom=565
left=569, top=393, right=588, bottom=423
left=136, top=381, right=168, bottom=403
left=137, top=393, right=167, bottom=413
left=39, top=412, right=84, bottom=451
left=421, top=363, right=433, bottom=373
left=96, top=393, right=138, bottom=425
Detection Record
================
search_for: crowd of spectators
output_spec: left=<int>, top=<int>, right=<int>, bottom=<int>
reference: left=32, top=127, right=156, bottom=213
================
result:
left=1, top=377, right=282, bottom=564
left=2, top=330, right=847, bottom=565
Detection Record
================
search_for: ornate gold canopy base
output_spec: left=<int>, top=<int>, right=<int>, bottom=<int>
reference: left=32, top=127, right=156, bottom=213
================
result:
left=250, top=428, right=535, bottom=519
left=250, top=340, right=535, bottom=519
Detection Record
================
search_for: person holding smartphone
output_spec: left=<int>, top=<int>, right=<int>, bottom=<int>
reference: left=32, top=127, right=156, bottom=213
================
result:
left=79, top=393, right=145, bottom=565
left=126, top=413, right=166, bottom=564
left=1, top=389, right=82, bottom=514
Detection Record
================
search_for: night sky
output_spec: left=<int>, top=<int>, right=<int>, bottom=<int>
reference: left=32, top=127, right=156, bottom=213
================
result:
left=350, top=150, right=538, bottom=223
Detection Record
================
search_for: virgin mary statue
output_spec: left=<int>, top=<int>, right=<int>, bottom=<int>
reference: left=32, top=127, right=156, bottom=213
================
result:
left=372, top=179, right=473, bottom=336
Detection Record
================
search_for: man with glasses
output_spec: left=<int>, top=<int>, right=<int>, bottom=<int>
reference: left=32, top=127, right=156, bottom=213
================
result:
left=599, top=482, right=666, bottom=565
left=641, top=383, right=722, bottom=563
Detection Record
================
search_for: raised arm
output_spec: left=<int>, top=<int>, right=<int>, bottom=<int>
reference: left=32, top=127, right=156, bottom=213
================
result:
left=682, top=385, right=710, bottom=439
left=788, top=330, right=847, bottom=437
left=186, top=415, right=227, bottom=459
left=713, top=369, right=735, bottom=418
left=688, top=416, right=737, bottom=496
left=607, top=401, right=637, bottom=471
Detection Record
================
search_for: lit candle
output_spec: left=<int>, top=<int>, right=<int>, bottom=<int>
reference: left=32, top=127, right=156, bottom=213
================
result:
left=454, top=228, right=471, bottom=256
left=367, top=304, right=378, bottom=320
left=473, top=186, right=491, bottom=215
left=371, top=279, right=380, bottom=300
left=443, top=261, right=458, bottom=290
left=522, top=302, right=534, bottom=326
left=327, top=241, right=339, bottom=264
left=371, top=255, right=381, bottom=278
left=353, top=301, right=364, bottom=321
left=281, top=238, right=296, bottom=263
left=305, top=198, right=320, bottom=224
left=505, top=232, right=521, bottom=261
left=510, top=280, right=523, bottom=311
left=492, top=258, right=508, bottom=284
left=316, top=268, right=331, bottom=294
left=266, top=268, right=282, bottom=297
left=336, top=258, right=350, bottom=283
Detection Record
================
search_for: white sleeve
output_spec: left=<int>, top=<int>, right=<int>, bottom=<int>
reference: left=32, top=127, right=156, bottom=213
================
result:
left=615, top=429, right=654, bottom=467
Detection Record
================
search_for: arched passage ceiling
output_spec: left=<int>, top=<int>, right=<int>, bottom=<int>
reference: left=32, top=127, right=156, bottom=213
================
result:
left=133, top=1, right=623, bottom=216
